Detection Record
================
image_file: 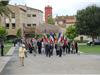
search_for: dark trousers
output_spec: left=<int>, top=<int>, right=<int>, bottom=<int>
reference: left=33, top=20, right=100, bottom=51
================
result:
left=45, top=45, right=51, bottom=57
left=50, top=49, right=53, bottom=56
left=45, top=45, right=49, bottom=56
left=76, top=47, right=78, bottom=53
left=63, top=45, right=70, bottom=54
left=1, top=48, right=4, bottom=56
left=56, top=50, right=59, bottom=55
left=65, top=45, right=70, bottom=54
left=63, top=45, right=66, bottom=53
left=67, top=46, right=70, bottom=54
left=59, top=47, right=62, bottom=57
left=38, top=47, right=41, bottom=54
left=48, top=49, right=51, bottom=57
left=29, top=47, right=33, bottom=53
left=46, top=48, right=51, bottom=57
left=63, top=45, right=68, bottom=53
left=56, top=47, right=59, bottom=56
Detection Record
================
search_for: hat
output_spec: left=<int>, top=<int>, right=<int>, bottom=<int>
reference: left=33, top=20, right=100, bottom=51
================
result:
left=22, top=44, right=25, bottom=47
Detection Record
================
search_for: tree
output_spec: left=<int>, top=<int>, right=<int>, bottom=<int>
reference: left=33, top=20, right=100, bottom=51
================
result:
left=0, top=0, right=12, bottom=25
left=16, top=28, right=22, bottom=38
left=65, top=25, right=77, bottom=41
left=76, top=5, right=100, bottom=41
left=0, top=0, right=11, bottom=17
left=47, top=15, right=55, bottom=25
left=0, top=26, right=7, bottom=40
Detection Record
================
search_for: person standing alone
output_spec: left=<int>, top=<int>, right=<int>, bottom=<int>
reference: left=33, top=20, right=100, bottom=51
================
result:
left=19, top=44, right=27, bottom=66
left=0, top=43, right=4, bottom=56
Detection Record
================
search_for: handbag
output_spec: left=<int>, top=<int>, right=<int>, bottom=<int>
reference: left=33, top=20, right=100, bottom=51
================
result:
left=24, top=51, right=27, bottom=57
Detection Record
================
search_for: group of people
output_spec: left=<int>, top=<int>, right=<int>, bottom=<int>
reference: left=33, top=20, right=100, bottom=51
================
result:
left=19, top=37, right=78, bottom=57
left=18, top=37, right=79, bottom=66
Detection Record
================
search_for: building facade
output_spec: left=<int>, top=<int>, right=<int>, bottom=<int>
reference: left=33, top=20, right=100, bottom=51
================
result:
left=0, top=4, right=43, bottom=38
left=55, top=16, right=76, bottom=28
left=45, top=5, right=52, bottom=23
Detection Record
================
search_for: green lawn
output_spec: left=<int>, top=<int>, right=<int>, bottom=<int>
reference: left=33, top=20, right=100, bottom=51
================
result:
left=4, top=43, right=13, bottom=55
left=79, top=45, right=100, bottom=54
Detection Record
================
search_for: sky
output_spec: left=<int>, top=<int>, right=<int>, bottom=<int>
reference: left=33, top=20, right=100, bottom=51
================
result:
left=9, top=0, right=100, bottom=17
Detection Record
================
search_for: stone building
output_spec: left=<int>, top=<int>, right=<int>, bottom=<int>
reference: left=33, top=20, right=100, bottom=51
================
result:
left=54, top=16, right=76, bottom=33
left=0, top=4, right=43, bottom=39
left=55, top=16, right=76, bottom=28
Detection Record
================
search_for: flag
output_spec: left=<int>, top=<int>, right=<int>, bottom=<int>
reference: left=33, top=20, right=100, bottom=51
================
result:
left=58, top=32, right=63, bottom=43
left=50, top=32, right=54, bottom=43
left=43, top=34, right=49, bottom=43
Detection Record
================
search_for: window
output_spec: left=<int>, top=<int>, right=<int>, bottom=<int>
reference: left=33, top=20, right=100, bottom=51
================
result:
left=12, top=23, right=15, bottom=29
left=27, top=24, right=31, bottom=27
left=33, top=24, right=36, bottom=26
left=5, top=23, right=9, bottom=29
left=12, top=13, right=15, bottom=18
left=27, top=14, right=31, bottom=17
left=32, top=14, right=36, bottom=17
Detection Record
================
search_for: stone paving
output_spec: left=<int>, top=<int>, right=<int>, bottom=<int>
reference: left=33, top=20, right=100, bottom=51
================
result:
left=0, top=47, right=15, bottom=73
left=0, top=56, right=10, bottom=73
left=1, top=46, right=100, bottom=75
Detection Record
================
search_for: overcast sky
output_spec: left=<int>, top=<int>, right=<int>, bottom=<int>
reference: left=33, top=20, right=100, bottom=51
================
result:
left=9, top=0, right=100, bottom=17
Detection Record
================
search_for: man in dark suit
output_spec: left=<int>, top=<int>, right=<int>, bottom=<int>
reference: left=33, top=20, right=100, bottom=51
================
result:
left=1, top=43, right=4, bottom=56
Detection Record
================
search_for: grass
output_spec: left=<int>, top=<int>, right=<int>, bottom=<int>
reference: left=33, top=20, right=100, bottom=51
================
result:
left=3, top=42, right=100, bottom=55
left=79, top=45, right=100, bottom=54
left=4, top=43, right=13, bottom=55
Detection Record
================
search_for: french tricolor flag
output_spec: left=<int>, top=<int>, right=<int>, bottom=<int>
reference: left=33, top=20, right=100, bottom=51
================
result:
left=50, top=32, right=54, bottom=43
left=58, top=32, right=63, bottom=43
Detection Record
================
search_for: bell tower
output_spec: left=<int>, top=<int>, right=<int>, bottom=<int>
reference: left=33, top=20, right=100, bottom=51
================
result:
left=45, top=5, right=52, bottom=23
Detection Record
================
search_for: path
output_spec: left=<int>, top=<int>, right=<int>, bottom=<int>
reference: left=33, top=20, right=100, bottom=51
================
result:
left=1, top=46, right=100, bottom=74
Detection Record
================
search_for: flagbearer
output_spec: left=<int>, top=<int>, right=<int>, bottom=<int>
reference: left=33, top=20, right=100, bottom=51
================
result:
left=55, top=38, right=58, bottom=56
left=50, top=32, right=54, bottom=56
left=57, top=32, right=64, bottom=57
left=50, top=40, right=54, bottom=56
left=59, top=40, right=64, bottom=57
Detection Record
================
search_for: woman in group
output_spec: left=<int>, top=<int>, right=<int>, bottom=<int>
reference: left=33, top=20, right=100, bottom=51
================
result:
left=19, top=44, right=27, bottom=66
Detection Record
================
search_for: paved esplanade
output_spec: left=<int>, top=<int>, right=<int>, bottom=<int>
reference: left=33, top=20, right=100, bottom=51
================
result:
left=1, top=46, right=100, bottom=75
